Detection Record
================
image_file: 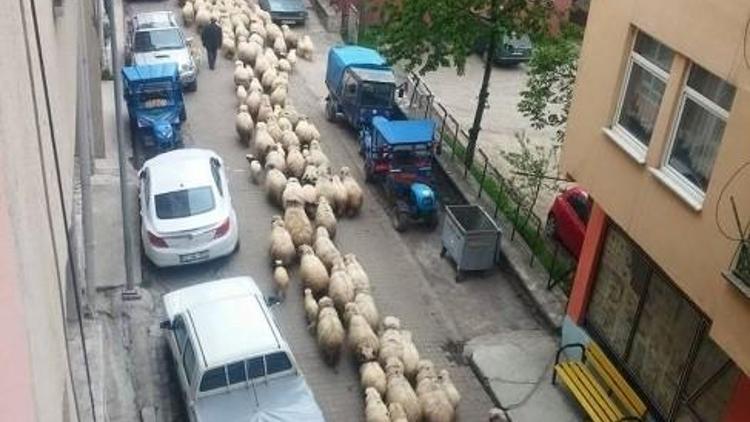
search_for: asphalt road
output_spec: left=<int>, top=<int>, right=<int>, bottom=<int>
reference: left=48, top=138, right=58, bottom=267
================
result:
left=123, top=1, right=544, bottom=421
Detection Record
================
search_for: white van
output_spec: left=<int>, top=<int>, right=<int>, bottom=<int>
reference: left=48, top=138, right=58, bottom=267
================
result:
left=161, top=277, right=325, bottom=422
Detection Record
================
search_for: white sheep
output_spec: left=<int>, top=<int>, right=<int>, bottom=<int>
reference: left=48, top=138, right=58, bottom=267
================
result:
left=269, top=215, right=295, bottom=265
left=294, top=117, right=317, bottom=145
left=416, top=376, right=455, bottom=422
left=415, top=359, right=438, bottom=386
left=287, top=49, right=298, bottom=68
left=256, top=95, right=274, bottom=123
left=389, top=403, right=408, bottom=422
left=354, top=292, right=380, bottom=331
left=249, top=21, right=267, bottom=40
left=381, top=315, right=401, bottom=332
left=249, top=77, right=263, bottom=93
left=265, top=144, right=287, bottom=175
left=340, top=166, right=364, bottom=216
left=235, top=105, right=254, bottom=144
left=277, top=58, right=292, bottom=74
left=316, top=296, right=344, bottom=366
left=234, top=61, right=252, bottom=87
left=195, top=8, right=211, bottom=29
left=280, top=103, right=300, bottom=128
left=249, top=32, right=265, bottom=47
left=182, top=2, right=195, bottom=25
left=346, top=303, right=380, bottom=363
left=245, top=155, right=263, bottom=185
left=385, top=357, right=422, bottom=422
left=244, top=89, right=262, bottom=118
left=265, top=164, right=287, bottom=206
left=286, top=145, right=306, bottom=179
left=344, top=253, right=370, bottom=294
left=236, top=84, right=248, bottom=105
left=438, top=369, right=461, bottom=409
left=238, top=39, right=262, bottom=64
left=222, top=36, right=236, bottom=58
left=379, top=328, right=404, bottom=369
left=273, top=36, right=288, bottom=56
left=316, top=172, right=338, bottom=212
left=301, top=163, right=319, bottom=185
left=281, top=24, right=299, bottom=48
left=365, top=387, right=390, bottom=422
left=254, top=54, right=270, bottom=77
left=273, top=260, right=290, bottom=301
left=331, top=174, right=349, bottom=216
left=328, top=258, right=355, bottom=314
left=315, top=196, right=337, bottom=239
left=278, top=116, right=293, bottom=132
left=299, top=244, right=329, bottom=297
left=400, top=330, right=420, bottom=381
left=262, top=68, right=278, bottom=92
left=304, top=288, right=319, bottom=330
left=281, top=177, right=305, bottom=210
left=267, top=117, right=284, bottom=142
left=298, top=35, right=315, bottom=61
left=307, top=140, right=329, bottom=168
left=361, top=361, right=387, bottom=396
left=253, top=122, right=275, bottom=161
left=313, top=226, right=341, bottom=270
left=301, top=184, right=318, bottom=218
left=285, top=199, right=314, bottom=247
left=270, top=86, right=287, bottom=108
left=264, top=47, right=279, bottom=68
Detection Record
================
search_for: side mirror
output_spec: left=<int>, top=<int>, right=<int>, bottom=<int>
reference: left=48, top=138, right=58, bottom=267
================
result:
left=159, top=319, right=172, bottom=330
left=397, top=88, right=405, bottom=98
left=266, top=296, right=281, bottom=307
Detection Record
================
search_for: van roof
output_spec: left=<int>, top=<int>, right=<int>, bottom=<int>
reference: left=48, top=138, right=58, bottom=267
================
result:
left=132, top=11, right=178, bottom=30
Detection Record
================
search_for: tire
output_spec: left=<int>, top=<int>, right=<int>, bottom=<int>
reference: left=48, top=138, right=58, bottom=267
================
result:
left=425, top=213, right=439, bottom=230
left=395, top=211, right=409, bottom=232
left=545, top=214, right=558, bottom=239
left=364, top=165, right=375, bottom=183
left=325, top=98, right=337, bottom=122
left=185, top=80, right=198, bottom=92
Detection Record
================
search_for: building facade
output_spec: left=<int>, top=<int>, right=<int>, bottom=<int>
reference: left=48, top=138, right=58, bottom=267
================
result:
left=560, top=0, right=750, bottom=420
left=0, top=0, right=103, bottom=420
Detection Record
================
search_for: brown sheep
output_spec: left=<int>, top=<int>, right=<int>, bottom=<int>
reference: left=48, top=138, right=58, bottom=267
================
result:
left=284, top=200, right=314, bottom=247
left=385, top=357, right=422, bottom=422
left=354, top=292, right=380, bottom=331
left=346, top=303, right=380, bottom=363
left=361, top=361, right=387, bottom=397
left=299, top=244, right=329, bottom=297
left=316, top=296, right=344, bottom=366
left=313, top=227, right=341, bottom=270
left=344, top=253, right=370, bottom=294
left=272, top=260, right=289, bottom=301
left=315, top=196, right=337, bottom=239
left=365, top=387, right=390, bottom=422
left=340, top=166, right=364, bottom=216
left=269, top=215, right=295, bottom=266
left=304, top=288, right=319, bottom=330
left=328, top=258, right=355, bottom=314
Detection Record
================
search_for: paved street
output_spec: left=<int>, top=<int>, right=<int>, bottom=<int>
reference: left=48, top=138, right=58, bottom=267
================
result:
left=112, top=1, right=551, bottom=421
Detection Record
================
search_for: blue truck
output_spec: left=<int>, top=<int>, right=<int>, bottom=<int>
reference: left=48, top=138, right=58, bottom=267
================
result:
left=325, top=46, right=439, bottom=231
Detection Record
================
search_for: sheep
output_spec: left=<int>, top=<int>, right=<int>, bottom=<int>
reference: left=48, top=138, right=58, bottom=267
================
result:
left=281, top=24, right=299, bottom=48
left=245, top=89, right=262, bottom=117
left=385, top=357, right=422, bottom=422
left=299, top=244, right=329, bottom=297
left=355, top=292, right=380, bottom=331
left=264, top=47, right=279, bottom=68
left=294, top=117, right=317, bottom=145
left=304, top=288, right=319, bottom=330
left=238, top=39, right=262, bottom=65
left=298, top=35, right=315, bottom=61
left=365, top=387, right=391, bottom=422
left=346, top=303, right=380, bottom=362
left=269, top=215, right=295, bottom=265
left=254, top=54, right=270, bottom=77
left=253, top=122, right=275, bottom=161
left=316, top=296, right=344, bottom=366
left=249, top=32, right=265, bottom=47
left=285, top=199, right=314, bottom=247
left=301, top=163, right=319, bottom=185
left=415, top=360, right=438, bottom=386
left=273, top=72, right=290, bottom=93
left=381, top=316, right=402, bottom=333
left=234, top=61, right=252, bottom=87
left=331, top=174, right=349, bottom=216
left=249, top=21, right=267, bottom=40
left=287, top=49, right=298, bottom=68
left=280, top=103, right=300, bottom=128
left=389, top=403, right=409, bottom=422
left=379, top=328, right=404, bottom=368
left=249, top=77, right=263, bottom=93
left=400, top=330, right=420, bottom=381
left=307, top=140, right=330, bottom=168
left=236, top=84, right=248, bottom=105
left=267, top=117, right=284, bottom=142
left=277, top=58, right=292, bottom=74
left=313, top=227, right=341, bottom=270
left=301, top=185, right=318, bottom=218
left=195, top=8, right=211, bottom=29
left=416, top=377, right=455, bottom=422
left=256, top=95, right=274, bottom=123
left=270, top=86, right=287, bottom=108
left=316, top=172, right=337, bottom=211
left=285, top=145, right=306, bottom=178
left=261, top=68, right=278, bottom=92
left=235, top=105, right=254, bottom=144
left=361, top=361, right=387, bottom=396
left=265, top=164, right=287, bottom=206
left=281, top=177, right=306, bottom=210
left=272, top=260, right=290, bottom=301
left=245, top=154, right=263, bottom=184
left=328, top=258, right=355, bottom=313
left=438, top=369, right=461, bottom=409
left=315, top=196, right=337, bottom=239
left=266, top=22, right=283, bottom=44
left=273, top=36, right=288, bottom=56
left=265, top=144, right=286, bottom=175
left=182, top=2, right=195, bottom=25
left=344, top=253, right=370, bottom=294
left=340, top=166, right=364, bottom=216
left=277, top=116, right=292, bottom=132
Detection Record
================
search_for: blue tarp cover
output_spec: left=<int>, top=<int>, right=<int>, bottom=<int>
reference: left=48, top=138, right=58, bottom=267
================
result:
left=326, top=45, right=389, bottom=93
left=373, top=116, right=434, bottom=145
left=122, top=63, right=179, bottom=83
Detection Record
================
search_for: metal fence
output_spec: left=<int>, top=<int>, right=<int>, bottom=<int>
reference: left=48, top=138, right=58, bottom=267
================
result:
left=400, top=72, right=576, bottom=293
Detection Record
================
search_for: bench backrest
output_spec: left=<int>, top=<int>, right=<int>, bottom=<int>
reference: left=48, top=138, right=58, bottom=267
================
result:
left=586, top=343, right=647, bottom=418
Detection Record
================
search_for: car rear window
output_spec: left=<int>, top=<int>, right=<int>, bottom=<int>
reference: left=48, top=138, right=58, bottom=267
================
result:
left=266, top=351, right=293, bottom=375
left=134, top=28, right=183, bottom=52
left=155, top=186, right=215, bottom=219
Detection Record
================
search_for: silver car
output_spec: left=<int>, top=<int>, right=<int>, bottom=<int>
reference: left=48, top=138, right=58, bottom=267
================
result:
left=127, top=11, right=198, bottom=91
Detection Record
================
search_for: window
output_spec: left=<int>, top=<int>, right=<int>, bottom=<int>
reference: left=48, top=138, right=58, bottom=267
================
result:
left=265, top=352, right=293, bottom=375
left=227, top=361, right=247, bottom=385
left=732, top=241, right=750, bottom=287
left=663, top=65, right=735, bottom=195
left=360, top=82, right=392, bottom=108
left=210, top=158, right=224, bottom=197
left=566, top=194, right=591, bottom=224
left=246, top=356, right=265, bottom=380
left=154, top=186, right=215, bottom=219
left=342, top=72, right=358, bottom=100
left=173, top=315, right=188, bottom=353
left=614, top=32, right=674, bottom=150
left=199, top=367, right=228, bottom=392
left=183, top=340, right=197, bottom=386
left=133, top=28, right=184, bottom=53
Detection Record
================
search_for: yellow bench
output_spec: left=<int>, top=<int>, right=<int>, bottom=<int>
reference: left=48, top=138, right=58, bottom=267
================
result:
left=552, top=342, right=647, bottom=422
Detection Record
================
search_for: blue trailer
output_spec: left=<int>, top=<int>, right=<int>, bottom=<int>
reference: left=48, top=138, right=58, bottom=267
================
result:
left=324, top=45, right=407, bottom=129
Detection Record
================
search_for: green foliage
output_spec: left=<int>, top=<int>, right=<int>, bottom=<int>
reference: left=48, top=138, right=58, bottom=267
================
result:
left=378, top=0, right=552, bottom=75
left=500, top=131, right=560, bottom=206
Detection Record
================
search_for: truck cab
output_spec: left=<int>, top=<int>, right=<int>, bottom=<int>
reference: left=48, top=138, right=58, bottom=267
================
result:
left=325, top=46, right=406, bottom=128
left=161, top=277, right=324, bottom=422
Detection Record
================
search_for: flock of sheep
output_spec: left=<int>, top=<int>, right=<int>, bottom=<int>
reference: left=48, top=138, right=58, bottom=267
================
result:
left=178, top=0, right=463, bottom=420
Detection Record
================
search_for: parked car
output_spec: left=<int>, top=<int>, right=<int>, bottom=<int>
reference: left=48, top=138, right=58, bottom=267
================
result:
left=126, top=11, right=198, bottom=91
left=474, top=33, right=533, bottom=65
left=258, top=0, right=308, bottom=25
left=161, top=277, right=325, bottom=422
left=546, top=186, right=591, bottom=259
left=139, top=149, right=238, bottom=267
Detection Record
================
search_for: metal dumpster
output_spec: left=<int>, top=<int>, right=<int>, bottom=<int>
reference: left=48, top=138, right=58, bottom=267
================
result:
left=440, top=204, right=502, bottom=281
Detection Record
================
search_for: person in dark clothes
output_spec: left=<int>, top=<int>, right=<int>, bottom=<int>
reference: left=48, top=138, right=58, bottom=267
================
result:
left=201, top=17, right=222, bottom=70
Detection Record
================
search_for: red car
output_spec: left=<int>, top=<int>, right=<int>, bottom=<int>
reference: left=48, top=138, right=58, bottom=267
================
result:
left=546, top=187, right=591, bottom=259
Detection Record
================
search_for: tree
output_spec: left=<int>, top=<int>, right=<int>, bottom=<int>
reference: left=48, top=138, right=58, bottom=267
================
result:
left=378, top=0, right=552, bottom=169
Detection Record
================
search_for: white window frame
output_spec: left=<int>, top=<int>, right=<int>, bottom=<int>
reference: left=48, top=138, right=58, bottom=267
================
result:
left=610, top=34, right=672, bottom=162
left=658, top=64, right=731, bottom=207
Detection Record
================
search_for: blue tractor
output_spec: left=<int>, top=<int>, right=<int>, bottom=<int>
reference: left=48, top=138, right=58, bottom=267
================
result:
left=361, top=116, right=438, bottom=231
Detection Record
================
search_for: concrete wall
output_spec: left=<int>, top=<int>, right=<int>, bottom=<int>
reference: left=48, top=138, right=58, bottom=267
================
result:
left=560, top=0, right=750, bottom=374
left=0, top=0, right=102, bottom=420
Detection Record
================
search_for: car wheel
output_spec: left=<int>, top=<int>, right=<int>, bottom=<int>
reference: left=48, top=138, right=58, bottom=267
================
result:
left=186, top=80, right=197, bottom=92
left=325, top=98, right=337, bottom=122
left=545, top=214, right=558, bottom=239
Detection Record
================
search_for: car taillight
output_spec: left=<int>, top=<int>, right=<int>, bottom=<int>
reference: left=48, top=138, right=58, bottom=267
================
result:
left=148, top=231, right=168, bottom=248
left=214, top=218, right=230, bottom=239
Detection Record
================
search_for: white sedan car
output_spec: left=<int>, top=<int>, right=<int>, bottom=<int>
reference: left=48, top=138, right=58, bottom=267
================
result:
left=139, top=149, right=239, bottom=267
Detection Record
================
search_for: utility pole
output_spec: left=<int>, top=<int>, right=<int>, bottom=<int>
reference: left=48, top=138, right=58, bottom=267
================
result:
left=104, top=0, right=141, bottom=300
left=465, top=0, right=500, bottom=170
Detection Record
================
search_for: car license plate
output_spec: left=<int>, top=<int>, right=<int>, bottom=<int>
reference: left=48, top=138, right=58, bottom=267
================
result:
left=179, top=250, right=209, bottom=263
left=281, top=20, right=297, bottom=25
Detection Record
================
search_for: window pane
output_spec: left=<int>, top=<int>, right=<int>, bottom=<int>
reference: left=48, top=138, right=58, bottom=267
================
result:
left=687, top=66, right=735, bottom=110
left=173, top=316, right=188, bottom=353
left=246, top=357, right=265, bottom=380
left=634, top=32, right=674, bottom=72
left=266, top=352, right=293, bottom=375
left=668, top=97, right=727, bottom=191
left=200, top=367, right=227, bottom=392
left=586, top=228, right=647, bottom=357
left=154, top=186, right=215, bottom=219
left=617, top=63, right=667, bottom=145
left=183, top=341, right=197, bottom=386
left=626, top=271, right=703, bottom=415
left=227, top=361, right=246, bottom=385
left=734, top=242, right=750, bottom=286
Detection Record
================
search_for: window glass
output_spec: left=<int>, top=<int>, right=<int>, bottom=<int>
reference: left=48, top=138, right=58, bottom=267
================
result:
left=360, top=83, right=392, bottom=108
left=199, top=367, right=228, bottom=392
left=210, top=159, right=224, bottom=197
left=183, top=340, right=197, bottom=386
left=734, top=242, right=750, bottom=286
left=134, top=28, right=183, bottom=52
left=173, top=315, right=188, bottom=353
left=246, top=356, right=265, bottom=380
left=566, top=194, right=591, bottom=223
left=154, top=186, right=215, bottom=219
left=227, top=361, right=246, bottom=385
left=617, top=63, right=667, bottom=146
left=265, top=352, right=293, bottom=375
left=633, top=32, right=674, bottom=72
left=687, top=66, right=735, bottom=110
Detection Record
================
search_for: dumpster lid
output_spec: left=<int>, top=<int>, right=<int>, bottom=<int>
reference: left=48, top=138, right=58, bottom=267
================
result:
left=122, top=63, right=179, bottom=83
left=446, top=205, right=500, bottom=233
left=373, top=117, right=434, bottom=145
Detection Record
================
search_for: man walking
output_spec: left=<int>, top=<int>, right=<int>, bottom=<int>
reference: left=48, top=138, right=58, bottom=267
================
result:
left=201, top=17, right=222, bottom=70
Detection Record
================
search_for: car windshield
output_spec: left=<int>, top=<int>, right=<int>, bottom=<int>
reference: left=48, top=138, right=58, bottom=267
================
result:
left=134, top=28, right=183, bottom=52
left=360, top=82, right=392, bottom=108
left=155, top=186, right=215, bottom=219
